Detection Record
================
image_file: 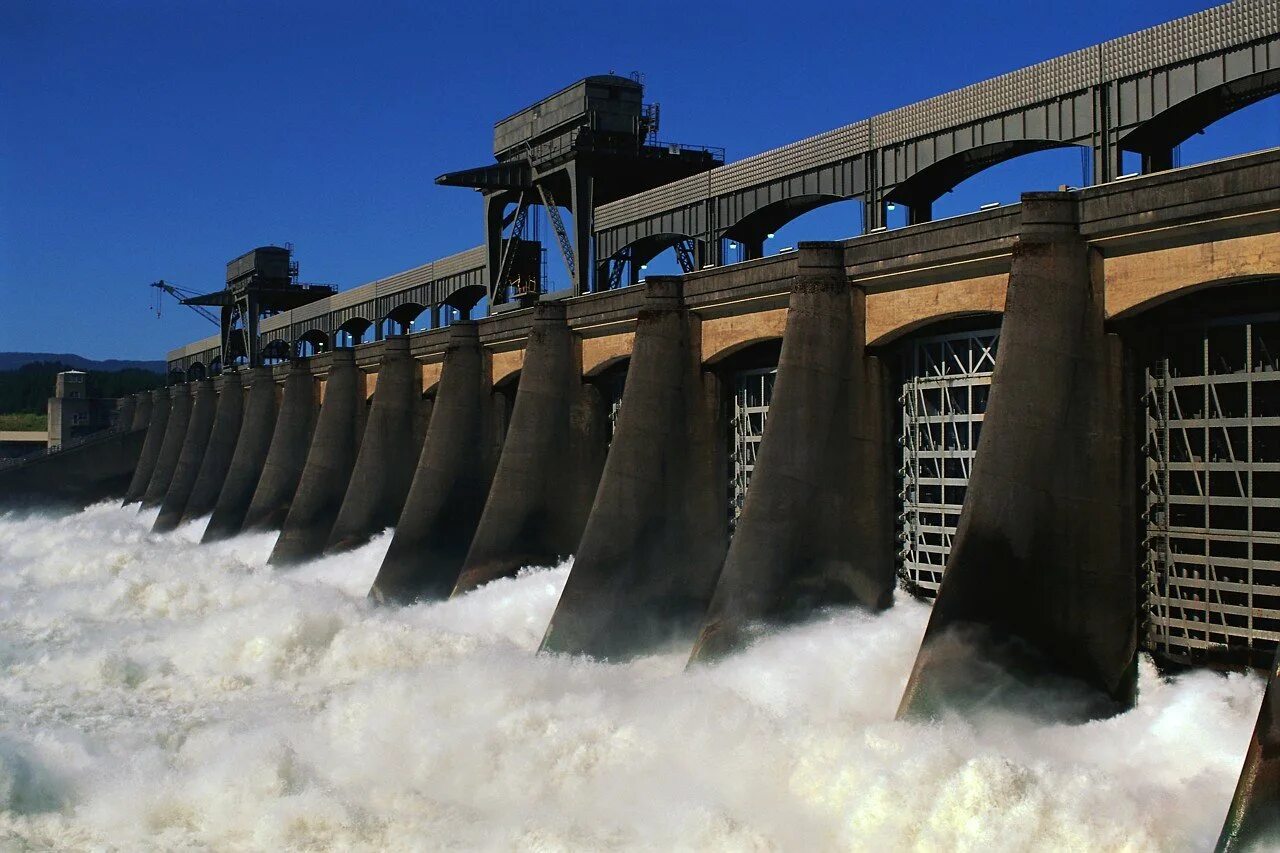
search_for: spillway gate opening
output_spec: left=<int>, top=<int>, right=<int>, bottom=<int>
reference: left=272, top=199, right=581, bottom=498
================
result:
left=897, top=327, right=1000, bottom=598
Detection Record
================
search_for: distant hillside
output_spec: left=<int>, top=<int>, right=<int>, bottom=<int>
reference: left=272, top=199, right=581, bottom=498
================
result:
left=0, top=352, right=165, bottom=373
left=0, top=361, right=165, bottom=414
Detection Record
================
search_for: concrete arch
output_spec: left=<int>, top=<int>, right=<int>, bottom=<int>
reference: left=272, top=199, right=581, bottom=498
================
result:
left=700, top=310, right=788, bottom=366
left=1120, top=69, right=1280, bottom=169
left=1105, top=233, right=1280, bottom=321
left=884, top=139, right=1084, bottom=223
left=584, top=352, right=631, bottom=379
left=490, top=349, right=524, bottom=387
left=603, top=232, right=699, bottom=271
left=445, top=285, right=486, bottom=315
left=168, top=368, right=187, bottom=385
left=864, top=274, right=1009, bottom=347
left=187, top=362, right=207, bottom=381
left=261, top=339, right=291, bottom=363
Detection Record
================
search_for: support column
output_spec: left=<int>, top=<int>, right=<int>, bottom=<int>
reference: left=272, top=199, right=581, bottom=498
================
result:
left=690, top=244, right=894, bottom=664
left=269, top=350, right=366, bottom=566
left=897, top=193, right=1137, bottom=720
left=241, top=362, right=318, bottom=533
left=570, top=165, right=594, bottom=295
left=123, top=386, right=170, bottom=506
left=130, top=390, right=153, bottom=432
left=908, top=201, right=934, bottom=225
left=179, top=371, right=245, bottom=524
left=485, top=192, right=506, bottom=304
left=325, top=337, right=428, bottom=553
left=140, top=383, right=192, bottom=509
left=203, top=366, right=278, bottom=543
left=1217, top=650, right=1280, bottom=851
left=540, top=277, right=728, bottom=660
left=153, top=379, right=217, bottom=532
left=1141, top=147, right=1175, bottom=174
left=369, top=323, right=496, bottom=603
left=453, top=303, right=608, bottom=595
left=116, top=396, right=137, bottom=432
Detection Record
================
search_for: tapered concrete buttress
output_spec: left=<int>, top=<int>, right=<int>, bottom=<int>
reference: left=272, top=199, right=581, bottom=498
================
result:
left=1217, top=649, right=1280, bottom=850
left=140, top=384, right=192, bottom=509
left=269, top=350, right=367, bottom=566
left=897, top=193, right=1137, bottom=720
left=325, top=337, right=429, bottom=554
left=241, top=362, right=318, bottom=532
left=152, top=379, right=217, bottom=532
left=116, top=395, right=137, bottom=432
left=203, top=367, right=280, bottom=542
left=690, top=244, right=894, bottom=664
left=123, top=386, right=171, bottom=505
left=369, top=322, right=498, bottom=603
left=130, top=390, right=154, bottom=432
left=540, top=278, right=729, bottom=660
left=453, top=303, right=608, bottom=595
left=179, top=371, right=245, bottom=525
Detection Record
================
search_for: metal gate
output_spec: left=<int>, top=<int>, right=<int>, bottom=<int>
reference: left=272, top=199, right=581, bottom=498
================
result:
left=899, top=328, right=1001, bottom=597
left=1144, top=315, right=1280, bottom=666
left=729, top=367, right=776, bottom=528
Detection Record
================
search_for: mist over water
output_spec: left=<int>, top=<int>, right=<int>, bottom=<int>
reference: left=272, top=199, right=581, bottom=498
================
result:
left=0, top=503, right=1266, bottom=850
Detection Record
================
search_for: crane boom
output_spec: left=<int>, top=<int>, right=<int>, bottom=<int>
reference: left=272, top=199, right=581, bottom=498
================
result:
left=150, top=280, right=219, bottom=325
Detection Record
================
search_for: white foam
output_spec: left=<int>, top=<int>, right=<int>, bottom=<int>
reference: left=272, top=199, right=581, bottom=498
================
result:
left=0, top=501, right=1262, bottom=850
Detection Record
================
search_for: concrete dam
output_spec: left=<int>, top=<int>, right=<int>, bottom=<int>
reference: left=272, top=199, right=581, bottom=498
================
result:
left=5, top=2, right=1280, bottom=847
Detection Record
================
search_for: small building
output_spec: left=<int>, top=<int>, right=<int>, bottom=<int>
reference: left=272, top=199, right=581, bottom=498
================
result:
left=46, top=371, right=120, bottom=449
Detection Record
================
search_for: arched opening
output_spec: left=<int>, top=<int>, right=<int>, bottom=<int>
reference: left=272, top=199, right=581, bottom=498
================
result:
left=707, top=339, right=783, bottom=530
left=296, top=330, right=329, bottom=358
left=187, top=362, right=207, bottom=381
left=585, top=356, right=630, bottom=446
left=722, top=195, right=862, bottom=260
left=168, top=368, right=187, bottom=385
left=493, top=370, right=520, bottom=449
left=335, top=318, right=372, bottom=349
left=208, top=357, right=223, bottom=376
left=261, top=339, right=291, bottom=365
left=601, top=233, right=699, bottom=285
left=885, top=140, right=1089, bottom=225
left=1120, top=70, right=1280, bottom=174
left=880, top=314, right=1003, bottom=600
left=1118, top=279, right=1280, bottom=669
left=380, top=302, right=427, bottom=338
left=444, top=285, right=486, bottom=324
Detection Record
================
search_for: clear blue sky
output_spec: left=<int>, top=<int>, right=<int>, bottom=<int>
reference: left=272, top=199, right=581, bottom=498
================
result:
left=2, top=0, right=1275, bottom=360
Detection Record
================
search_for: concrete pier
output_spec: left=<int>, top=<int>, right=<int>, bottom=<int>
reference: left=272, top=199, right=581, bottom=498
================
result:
left=690, top=244, right=894, bottom=664
left=242, top=362, right=318, bottom=533
left=897, top=194, right=1137, bottom=719
left=1217, top=650, right=1280, bottom=850
left=453, top=303, right=607, bottom=595
left=130, top=390, right=154, bottom=432
left=116, top=395, right=137, bottom=432
left=141, top=383, right=192, bottom=509
left=180, top=371, right=245, bottom=525
left=540, top=278, right=728, bottom=660
left=153, top=378, right=217, bottom=532
left=369, top=323, right=497, bottom=603
left=269, top=350, right=366, bottom=566
left=325, top=337, right=428, bottom=554
left=203, top=367, right=279, bottom=542
left=123, top=386, right=170, bottom=505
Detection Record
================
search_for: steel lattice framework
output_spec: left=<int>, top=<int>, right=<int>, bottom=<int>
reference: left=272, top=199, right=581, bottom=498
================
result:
left=729, top=367, right=776, bottom=528
left=1144, top=313, right=1280, bottom=667
left=899, top=328, right=1001, bottom=596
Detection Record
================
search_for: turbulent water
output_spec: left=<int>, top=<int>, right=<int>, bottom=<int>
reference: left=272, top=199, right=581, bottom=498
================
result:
left=0, top=502, right=1267, bottom=851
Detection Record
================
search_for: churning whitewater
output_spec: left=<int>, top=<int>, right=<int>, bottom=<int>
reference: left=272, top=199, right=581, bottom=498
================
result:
left=0, top=503, right=1265, bottom=851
